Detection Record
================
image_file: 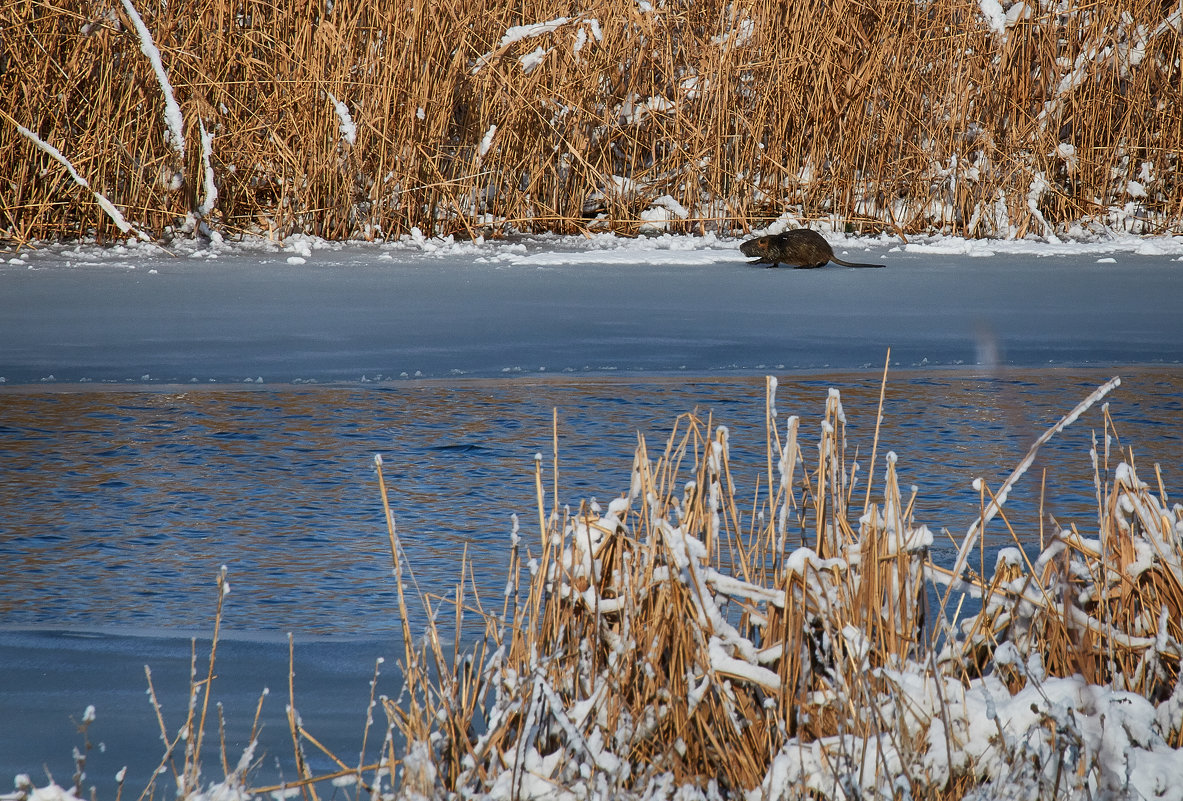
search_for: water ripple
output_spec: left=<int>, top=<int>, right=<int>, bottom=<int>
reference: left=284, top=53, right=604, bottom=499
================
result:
left=0, top=369, right=1179, bottom=638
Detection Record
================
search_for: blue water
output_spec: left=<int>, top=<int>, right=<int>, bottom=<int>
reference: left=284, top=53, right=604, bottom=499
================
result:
left=2, top=371, right=1179, bottom=639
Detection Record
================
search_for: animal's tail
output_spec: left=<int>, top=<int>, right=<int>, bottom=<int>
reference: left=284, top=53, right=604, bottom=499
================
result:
left=830, top=257, right=884, bottom=269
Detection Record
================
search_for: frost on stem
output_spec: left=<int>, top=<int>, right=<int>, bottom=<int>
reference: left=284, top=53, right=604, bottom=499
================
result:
left=120, top=0, right=185, bottom=157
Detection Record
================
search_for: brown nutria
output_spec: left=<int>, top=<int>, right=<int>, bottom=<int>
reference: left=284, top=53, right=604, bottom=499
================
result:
left=740, top=229, right=883, bottom=269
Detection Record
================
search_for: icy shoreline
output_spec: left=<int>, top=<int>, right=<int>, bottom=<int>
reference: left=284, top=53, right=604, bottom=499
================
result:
left=5, top=228, right=1183, bottom=263
left=2, top=232, right=1182, bottom=387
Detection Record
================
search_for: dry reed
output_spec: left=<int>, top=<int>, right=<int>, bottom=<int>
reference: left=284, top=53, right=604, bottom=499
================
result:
left=2, top=0, right=1181, bottom=245
left=356, top=375, right=1183, bottom=799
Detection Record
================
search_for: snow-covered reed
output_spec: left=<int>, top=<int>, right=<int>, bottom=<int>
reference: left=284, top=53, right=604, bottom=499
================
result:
left=8, top=376, right=1182, bottom=801
left=117, top=0, right=184, bottom=159
left=362, top=375, right=1183, bottom=799
left=2, top=117, right=147, bottom=240
left=2, top=0, right=1181, bottom=244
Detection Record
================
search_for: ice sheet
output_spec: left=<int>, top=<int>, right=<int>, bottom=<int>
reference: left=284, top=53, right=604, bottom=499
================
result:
left=2, top=233, right=1181, bottom=385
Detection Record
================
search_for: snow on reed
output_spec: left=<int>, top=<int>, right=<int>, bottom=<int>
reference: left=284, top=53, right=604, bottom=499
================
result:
left=472, top=17, right=571, bottom=72
left=326, top=93, right=357, bottom=147
left=118, top=0, right=184, bottom=157
left=360, top=377, right=1181, bottom=800
left=197, top=121, right=217, bottom=219
left=946, top=375, right=1121, bottom=591
left=9, top=123, right=145, bottom=240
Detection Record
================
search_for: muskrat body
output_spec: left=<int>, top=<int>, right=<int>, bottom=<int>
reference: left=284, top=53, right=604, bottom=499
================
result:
left=740, top=230, right=883, bottom=269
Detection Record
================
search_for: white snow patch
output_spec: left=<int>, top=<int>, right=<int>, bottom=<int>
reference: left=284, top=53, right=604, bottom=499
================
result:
left=478, top=125, right=498, bottom=158
left=978, top=0, right=1006, bottom=34
left=197, top=120, right=217, bottom=218
left=326, top=92, right=357, bottom=146
left=518, top=46, right=550, bottom=74
left=712, top=18, right=755, bottom=49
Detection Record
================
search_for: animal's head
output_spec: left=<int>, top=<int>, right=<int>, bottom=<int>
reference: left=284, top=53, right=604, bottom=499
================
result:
left=739, top=236, right=772, bottom=258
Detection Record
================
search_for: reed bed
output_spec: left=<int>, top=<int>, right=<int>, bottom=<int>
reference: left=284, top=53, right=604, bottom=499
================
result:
left=354, top=374, right=1183, bottom=799
left=2, top=0, right=1181, bottom=245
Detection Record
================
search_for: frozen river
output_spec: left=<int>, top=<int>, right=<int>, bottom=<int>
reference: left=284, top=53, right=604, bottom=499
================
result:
left=1, top=232, right=1182, bottom=798
left=2, top=233, right=1182, bottom=383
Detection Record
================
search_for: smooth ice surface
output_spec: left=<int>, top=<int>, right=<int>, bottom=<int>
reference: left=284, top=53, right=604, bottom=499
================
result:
left=2, top=233, right=1182, bottom=384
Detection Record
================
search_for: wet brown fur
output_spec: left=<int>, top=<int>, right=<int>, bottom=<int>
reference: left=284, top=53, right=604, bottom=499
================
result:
left=739, top=230, right=883, bottom=269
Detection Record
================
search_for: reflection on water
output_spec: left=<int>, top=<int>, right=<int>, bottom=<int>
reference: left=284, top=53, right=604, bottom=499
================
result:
left=1, top=369, right=1180, bottom=637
